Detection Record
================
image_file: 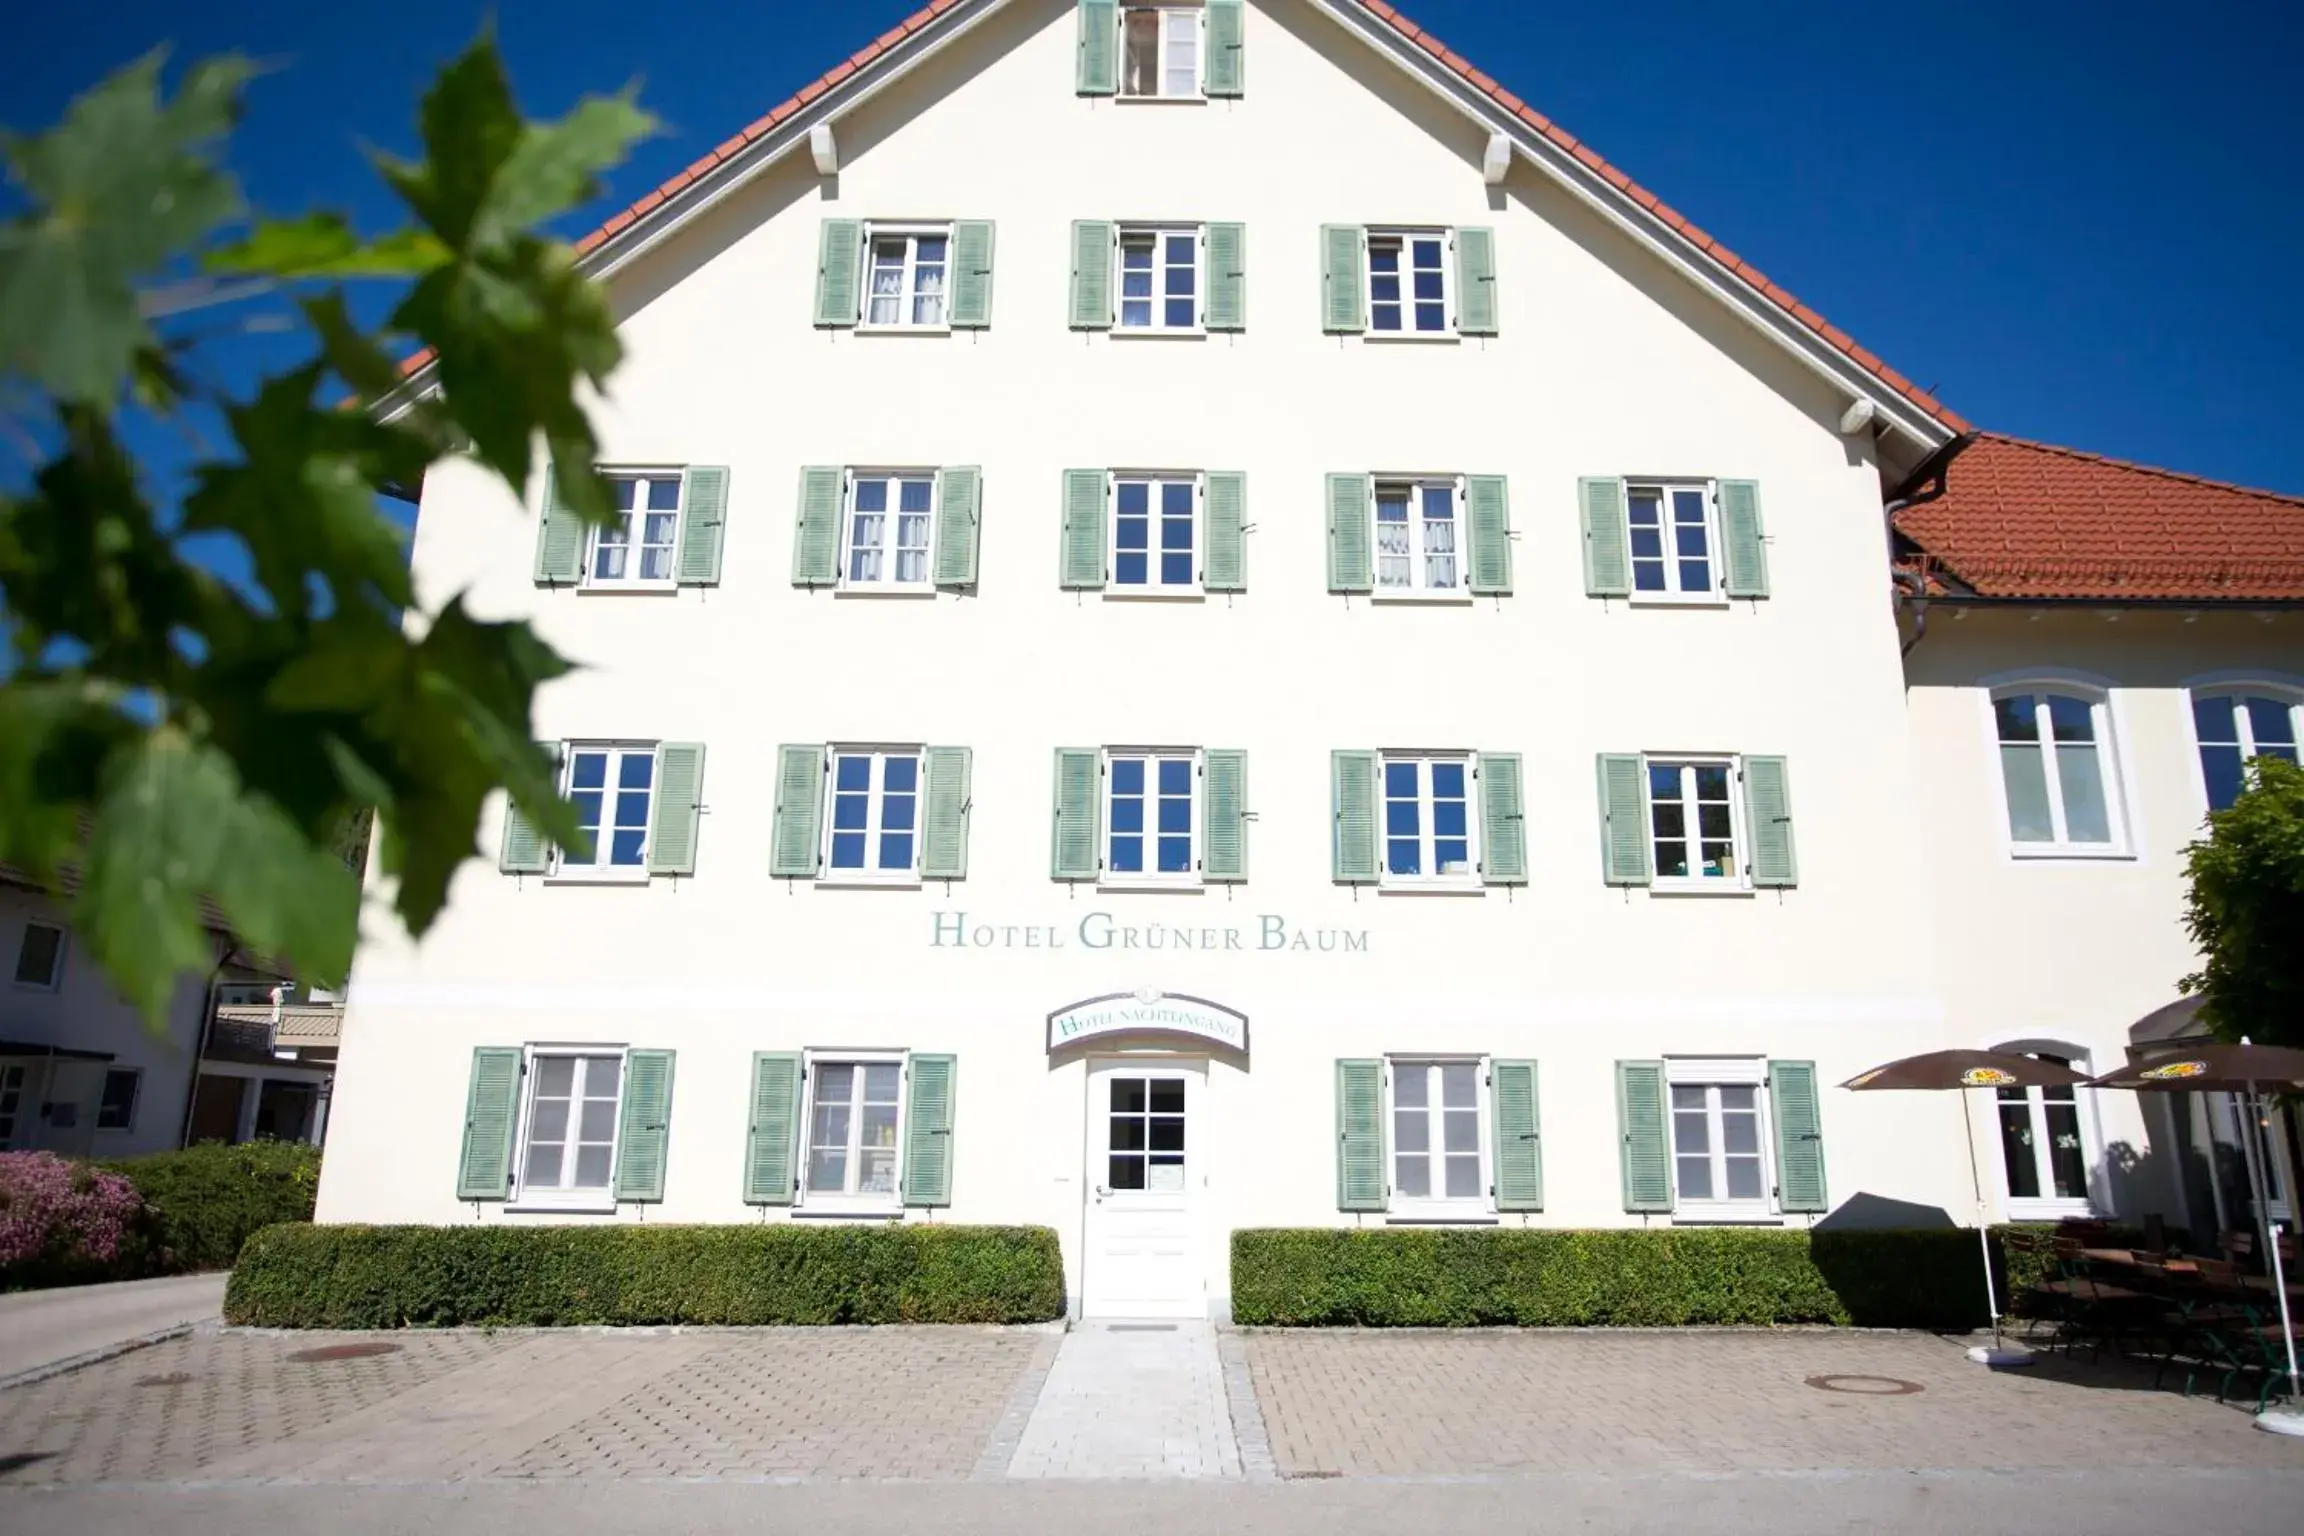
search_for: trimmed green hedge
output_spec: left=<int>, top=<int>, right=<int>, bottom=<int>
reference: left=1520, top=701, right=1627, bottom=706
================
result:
left=227, top=1223, right=1066, bottom=1328
left=101, top=1141, right=322, bottom=1273
left=1231, top=1226, right=2101, bottom=1329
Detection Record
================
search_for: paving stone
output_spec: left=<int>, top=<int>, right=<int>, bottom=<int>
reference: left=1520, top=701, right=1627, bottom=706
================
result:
left=1006, top=1321, right=1243, bottom=1480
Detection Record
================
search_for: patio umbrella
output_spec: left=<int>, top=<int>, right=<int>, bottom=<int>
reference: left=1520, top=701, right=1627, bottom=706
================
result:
left=1843, top=1049, right=2095, bottom=1367
left=2087, top=1040, right=2304, bottom=1439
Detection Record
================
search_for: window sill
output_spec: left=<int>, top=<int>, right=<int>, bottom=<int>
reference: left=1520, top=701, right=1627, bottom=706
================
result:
left=2006, top=1197, right=2098, bottom=1223
left=1670, top=1209, right=1782, bottom=1226
left=1115, top=94, right=1208, bottom=106
left=544, top=868, right=653, bottom=887
left=1377, top=883, right=1484, bottom=897
left=2007, top=845, right=2136, bottom=862
left=1385, top=1211, right=1499, bottom=1226
left=854, top=325, right=954, bottom=338
left=833, top=585, right=940, bottom=600
left=1102, top=589, right=1207, bottom=602
left=1097, top=882, right=1205, bottom=896
left=507, top=1197, right=619, bottom=1216
left=1369, top=591, right=1475, bottom=605
left=1647, top=881, right=1754, bottom=898
left=1360, top=332, right=1461, bottom=345
left=818, top=875, right=925, bottom=891
left=1627, top=593, right=1732, bottom=609
left=791, top=1205, right=904, bottom=1221
left=1112, top=328, right=1208, bottom=341
left=576, top=582, right=679, bottom=597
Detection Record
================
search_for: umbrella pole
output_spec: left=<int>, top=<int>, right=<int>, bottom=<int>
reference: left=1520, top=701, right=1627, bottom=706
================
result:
left=2239, top=1086, right=2301, bottom=1433
left=1961, top=1090, right=2004, bottom=1353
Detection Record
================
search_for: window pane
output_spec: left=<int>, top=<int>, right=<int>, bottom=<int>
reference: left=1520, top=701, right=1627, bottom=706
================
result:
left=573, top=1145, right=612, bottom=1188
left=1111, top=758, right=1144, bottom=794
left=646, top=478, right=680, bottom=512
left=2045, top=694, right=2096, bottom=744
left=1676, top=1157, right=1713, bottom=1200
left=1444, top=1154, right=1480, bottom=1199
left=2055, top=743, right=2112, bottom=844
left=529, top=1097, right=569, bottom=1144
left=1111, top=1078, right=1146, bottom=1114
left=1149, top=1080, right=1184, bottom=1114
left=2200, top=745, right=2246, bottom=811
left=536, top=1056, right=575, bottom=1097
left=1722, top=1111, right=1758, bottom=1155
left=2246, top=697, right=2297, bottom=749
left=2043, top=1100, right=2088, bottom=1200
left=2000, top=745, right=2055, bottom=842
left=2192, top=694, right=2238, bottom=747
left=1431, top=762, right=1465, bottom=800
left=1724, top=1156, right=1763, bottom=1201
left=1393, top=1107, right=1428, bottom=1153
left=1122, top=10, right=1159, bottom=95
left=1994, top=695, right=2039, bottom=745
left=569, top=754, right=607, bottom=792
left=1998, top=1099, right=2040, bottom=1199
left=1395, top=1153, right=1430, bottom=1198
left=1148, top=1117, right=1184, bottom=1152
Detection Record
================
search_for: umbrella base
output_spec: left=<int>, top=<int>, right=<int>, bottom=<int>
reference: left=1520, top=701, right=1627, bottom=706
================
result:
left=1965, top=1344, right=2036, bottom=1367
left=2255, top=1403, right=2304, bottom=1438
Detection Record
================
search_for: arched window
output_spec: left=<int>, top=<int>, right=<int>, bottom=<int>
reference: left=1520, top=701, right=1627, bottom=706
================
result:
left=1991, top=1042, right=2100, bottom=1220
left=2190, top=689, right=2301, bottom=812
left=1989, top=685, right=2127, bottom=854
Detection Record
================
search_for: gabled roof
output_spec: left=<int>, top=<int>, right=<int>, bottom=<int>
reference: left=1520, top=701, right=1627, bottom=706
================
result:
left=393, top=0, right=1966, bottom=445
left=1893, top=432, right=2304, bottom=603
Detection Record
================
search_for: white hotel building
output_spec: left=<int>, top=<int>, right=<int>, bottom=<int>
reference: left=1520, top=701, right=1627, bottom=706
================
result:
left=318, top=0, right=2304, bottom=1318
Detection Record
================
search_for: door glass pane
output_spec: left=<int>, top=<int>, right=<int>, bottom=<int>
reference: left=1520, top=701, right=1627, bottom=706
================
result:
left=1149, top=1079, right=1184, bottom=1115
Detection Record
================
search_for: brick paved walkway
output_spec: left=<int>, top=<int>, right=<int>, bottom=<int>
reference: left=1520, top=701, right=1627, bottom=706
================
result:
left=1005, top=1321, right=1254, bottom=1479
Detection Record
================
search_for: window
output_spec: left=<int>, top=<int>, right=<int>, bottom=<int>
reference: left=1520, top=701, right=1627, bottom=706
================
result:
left=1390, top=1059, right=1486, bottom=1213
left=1381, top=754, right=1476, bottom=886
left=1993, top=689, right=2124, bottom=853
left=1995, top=1051, right=2093, bottom=1217
left=515, top=1051, right=623, bottom=1205
left=803, top=1057, right=903, bottom=1206
left=1367, top=232, right=1449, bottom=335
left=1648, top=759, right=1742, bottom=886
left=2192, top=691, right=2300, bottom=812
left=559, top=743, right=656, bottom=878
left=843, top=473, right=937, bottom=589
left=1107, top=749, right=1198, bottom=883
left=1121, top=5, right=1201, bottom=99
left=97, top=1069, right=141, bottom=1132
left=1106, top=1073, right=1186, bottom=1190
left=585, top=472, right=683, bottom=589
left=1627, top=483, right=1721, bottom=601
left=863, top=227, right=950, bottom=328
left=1118, top=227, right=1200, bottom=331
left=1668, top=1062, right=1772, bottom=1218
left=1374, top=480, right=1462, bottom=595
left=13, top=921, right=64, bottom=989
left=1112, top=474, right=1199, bottom=592
left=825, top=749, right=922, bottom=881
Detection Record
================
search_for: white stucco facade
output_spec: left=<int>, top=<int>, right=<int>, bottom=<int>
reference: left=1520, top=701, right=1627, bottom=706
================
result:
left=314, top=0, right=2289, bottom=1317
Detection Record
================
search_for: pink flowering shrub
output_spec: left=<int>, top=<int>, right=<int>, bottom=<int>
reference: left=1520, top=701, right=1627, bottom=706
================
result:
left=0, top=1151, right=156, bottom=1289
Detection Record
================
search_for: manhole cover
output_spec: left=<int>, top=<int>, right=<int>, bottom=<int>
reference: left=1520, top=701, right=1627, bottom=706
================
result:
left=133, top=1373, right=194, bottom=1388
left=1804, top=1374, right=1923, bottom=1396
left=287, top=1342, right=402, bottom=1363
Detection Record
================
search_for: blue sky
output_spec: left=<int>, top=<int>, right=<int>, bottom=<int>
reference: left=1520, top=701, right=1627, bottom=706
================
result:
left=11, top=0, right=2304, bottom=495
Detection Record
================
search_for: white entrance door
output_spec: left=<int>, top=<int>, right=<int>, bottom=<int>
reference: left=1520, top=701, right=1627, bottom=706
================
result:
left=1082, top=1060, right=1202, bottom=1319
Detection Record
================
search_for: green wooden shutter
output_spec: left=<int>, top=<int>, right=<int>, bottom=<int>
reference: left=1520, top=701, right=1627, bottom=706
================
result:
left=1335, top=1059, right=1385, bottom=1212
left=793, top=467, right=844, bottom=587
left=1742, top=755, right=1797, bottom=888
left=1076, top=0, right=1118, bottom=94
left=813, top=219, right=862, bottom=327
left=1466, top=474, right=1512, bottom=595
left=1331, top=749, right=1379, bottom=884
left=1205, top=0, right=1245, bottom=96
left=1325, top=473, right=1372, bottom=594
left=648, top=742, right=706, bottom=876
left=1069, top=220, right=1115, bottom=330
left=1616, top=1060, right=1672, bottom=1213
left=921, top=746, right=972, bottom=881
left=1478, top=751, right=1527, bottom=886
left=1060, top=469, right=1108, bottom=589
left=676, top=466, right=729, bottom=585
left=1321, top=225, right=1365, bottom=333
left=771, top=744, right=826, bottom=878
left=1770, top=1060, right=1828, bottom=1213
left=902, top=1053, right=957, bottom=1208
left=499, top=741, right=556, bottom=875
left=1492, top=1059, right=1543, bottom=1211
left=742, top=1051, right=803, bottom=1206
left=534, top=465, right=585, bottom=584
left=1580, top=476, right=1630, bottom=598
left=1051, top=747, right=1101, bottom=881
left=455, top=1047, right=523, bottom=1201
left=935, top=466, right=982, bottom=589
left=1204, top=471, right=1247, bottom=592
left=1455, top=226, right=1498, bottom=336
left=611, top=1049, right=676, bottom=1203
left=949, top=220, right=996, bottom=328
left=1205, top=222, right=1246, bottom=331
left=1596, top=753, right=1652, bottom=886
left=1203, top=749, right=1248, bottom=883
left=1719, top=479, right=1769, bottom=598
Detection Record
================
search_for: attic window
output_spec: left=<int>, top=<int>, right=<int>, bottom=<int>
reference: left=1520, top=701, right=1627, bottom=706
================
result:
left=1122, top=6, right=1201, bottom=100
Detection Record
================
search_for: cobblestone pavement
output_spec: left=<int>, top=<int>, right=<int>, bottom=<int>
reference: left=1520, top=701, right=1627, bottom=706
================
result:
left=1240, top=1328, right=2304, bottom=1477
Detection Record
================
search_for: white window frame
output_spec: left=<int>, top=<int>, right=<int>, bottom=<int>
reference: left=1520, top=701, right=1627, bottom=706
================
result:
left=838, top=469, right=941, bottom=593
left=2213, top=1092, right=2294, bottom=1225
left=1982, top=679, right=2133, bottom=859
left=509, top=1045, right=628, bottom=1212
left=1385, top=1055, right=1492, bottom=1221
left=1624, top=480, right=1727, bottom=605
left=1114, top=224, right=1205, bottom=335
left=1102, top=746, right=1202, bottom=888
left=1987, top=1040, right=2102, bottom=1222
left=821, top=745, right=926, bottom=886
left=858, top=223, right=954, bottom=331
left=96, top=1067, right=141, bottom=1132
left=1371, top=476, right=1468, bottom=599
left=1364, top=228, right=1455, bottom=339
left=2183, top=679, right=2304, bottom=816
left=580, top=469, right=684, bottom=593
left=550, top=741, right=659, bottom=884
left=798, top=1049, right=908, bottom=1213
left=1644, top=755, right=1750, bottom=894
left=1118, top=4, right=1205, bottom=101
left=1377, top=751, right=1481, bottom=891
left=0, top=1062, right=27, bottom=1147
left=13, top=920, right=65, bottom=991
left=1107, top=472, right=1203, bottom=596
left=1665, top=1057, right=1776, bottom=1223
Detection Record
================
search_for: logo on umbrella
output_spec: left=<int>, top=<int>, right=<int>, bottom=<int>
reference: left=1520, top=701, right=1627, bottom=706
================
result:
left=1960, top=1067, right=2018, bottom=1086
left=1849, top=1069, right=1884, bottom=1087
left=2141, top=1060, right=2207, bottom=1080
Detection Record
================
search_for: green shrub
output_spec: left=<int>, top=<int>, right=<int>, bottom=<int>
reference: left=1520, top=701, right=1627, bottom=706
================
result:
left=101, top=1142, right=322, bottom=1272
left=226, top=1223, right=1066, bottom=1328
left=1230, top=1225, right=2145, bottom=1329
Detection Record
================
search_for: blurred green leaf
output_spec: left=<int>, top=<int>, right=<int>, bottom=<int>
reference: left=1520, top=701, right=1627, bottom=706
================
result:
left=207, top=212, right=449, bottom=279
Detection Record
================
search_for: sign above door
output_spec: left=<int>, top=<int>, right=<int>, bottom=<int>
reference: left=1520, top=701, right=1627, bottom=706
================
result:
left=1047, top=990, right=1249, bottom=1055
